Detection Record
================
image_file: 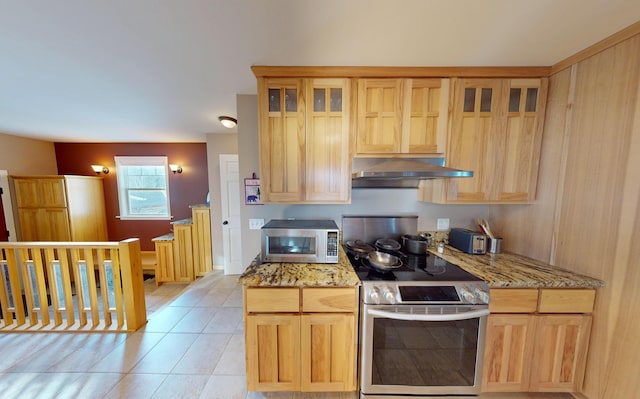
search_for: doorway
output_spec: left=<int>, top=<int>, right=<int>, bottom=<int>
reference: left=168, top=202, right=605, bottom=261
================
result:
left=219, top=154, right=242, bottom=275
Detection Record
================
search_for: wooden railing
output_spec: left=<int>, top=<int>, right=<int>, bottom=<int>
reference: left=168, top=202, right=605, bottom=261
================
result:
left=0, top=238, right=147, bottom=332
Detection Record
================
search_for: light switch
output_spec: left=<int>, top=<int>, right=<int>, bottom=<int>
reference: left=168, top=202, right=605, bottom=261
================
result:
left=249, top=218, right=265, bottom=230
left=436, top=218, right=450, bottom=231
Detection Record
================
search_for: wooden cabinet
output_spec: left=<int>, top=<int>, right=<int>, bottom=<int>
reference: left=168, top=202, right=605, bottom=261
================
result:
left=152, top=206, right=212, bottom=285
left=256, top=77, right=351, bottom=203
left=12, top=175, right=107, bottom=241
left=191, top=205, right=212, bottom=277
left=244, top=286, right=358, bottom=392
left=356, top=78, right=448, bottom=155
left=419, top=78, right=548, bottom=204
left=153, top=236, right=175, bottom=284
left=483, top=288, right=594, bottom=393
left=172, top=221, right=194, bottom=283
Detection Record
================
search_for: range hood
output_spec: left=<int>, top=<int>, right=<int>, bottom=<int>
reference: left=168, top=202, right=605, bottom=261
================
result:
left=352, top=158, right=473, bottom=188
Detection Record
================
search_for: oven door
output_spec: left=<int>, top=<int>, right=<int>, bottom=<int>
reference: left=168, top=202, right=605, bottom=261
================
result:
left=360, top=303, right=489, bottom=396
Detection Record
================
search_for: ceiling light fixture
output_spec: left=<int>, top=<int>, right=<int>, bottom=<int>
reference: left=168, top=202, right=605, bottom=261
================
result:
left=218, top=116, right=237, bottom=129
left=169, top=164, right=183, bottom=174
left=91, top=164, right=109, bottom=174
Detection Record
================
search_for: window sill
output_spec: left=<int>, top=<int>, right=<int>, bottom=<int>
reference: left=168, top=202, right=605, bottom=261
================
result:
left=116, top=215, right=174, bottom=221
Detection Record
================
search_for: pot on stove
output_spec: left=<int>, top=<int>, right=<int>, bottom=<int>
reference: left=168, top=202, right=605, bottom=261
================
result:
left=401, top=233, right=433, bottom=254
left=375, top=238, right=402, bottom=252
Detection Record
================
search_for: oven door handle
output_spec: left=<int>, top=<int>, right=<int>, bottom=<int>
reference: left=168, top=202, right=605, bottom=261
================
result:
left=366, top=307, right=490, bottom=322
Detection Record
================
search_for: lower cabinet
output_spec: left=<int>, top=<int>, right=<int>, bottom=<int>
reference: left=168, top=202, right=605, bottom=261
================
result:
left=482, top=288, right=594, bottom=393
left=244, top=286, right=358, bottom=392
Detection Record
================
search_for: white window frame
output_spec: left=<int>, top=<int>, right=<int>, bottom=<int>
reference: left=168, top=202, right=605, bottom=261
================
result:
left=114, top=156, right=172, bottom=220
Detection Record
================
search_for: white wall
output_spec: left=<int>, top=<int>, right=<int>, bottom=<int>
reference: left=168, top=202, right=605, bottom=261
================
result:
left=235, top=94, right=489, bottom=270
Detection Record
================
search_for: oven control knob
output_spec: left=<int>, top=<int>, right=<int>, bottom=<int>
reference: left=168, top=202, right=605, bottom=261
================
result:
left=368, top=287, right=381, bottom=304
left=474, top=288, right=490, bottom=305
left=459, top=286, right=476, bottom=304
left=381, top=287, right=396, bottom=304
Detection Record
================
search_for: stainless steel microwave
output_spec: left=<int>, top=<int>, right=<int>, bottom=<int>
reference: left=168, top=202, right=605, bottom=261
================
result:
left=261, top=219, right=339, bottom=263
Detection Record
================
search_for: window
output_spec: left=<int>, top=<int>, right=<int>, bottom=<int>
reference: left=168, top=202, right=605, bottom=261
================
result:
left=114, top=156, right=172, bottom=220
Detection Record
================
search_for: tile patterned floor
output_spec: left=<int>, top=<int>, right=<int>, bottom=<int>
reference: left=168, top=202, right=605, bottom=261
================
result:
left=0, top=270, right=575, bottom=399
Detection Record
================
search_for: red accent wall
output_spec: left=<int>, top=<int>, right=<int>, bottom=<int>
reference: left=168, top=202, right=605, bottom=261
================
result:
left=54, top=143, right=208, bottom=251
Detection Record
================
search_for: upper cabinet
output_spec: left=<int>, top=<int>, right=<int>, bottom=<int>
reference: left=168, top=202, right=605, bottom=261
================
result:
left=12, top=175, right=108, bottom=241
left=419, top=78, right=548, bottom=204
left=356, top=78, right=448, bottom=156
left=252, top=67, right=550, bottom=205
left=256, top=77, right=352, bottom=204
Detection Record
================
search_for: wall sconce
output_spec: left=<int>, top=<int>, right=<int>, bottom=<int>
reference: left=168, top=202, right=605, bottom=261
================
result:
left=91, top=164, right=109, bottom=174
left=218, top=116, right=237, bottom=129
left=169, top=164, right=183, bottom=174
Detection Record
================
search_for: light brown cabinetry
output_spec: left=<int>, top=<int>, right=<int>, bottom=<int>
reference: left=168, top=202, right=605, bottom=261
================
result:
left=171, top=221, right=194, bottom=282
left=153, top=235, right=175, bottom=284
left=152, top=205, right=212, bottom=285
left=256, top=77, right=351, bottom=203
left=356, top=78, right=448, bottom=155
left=483, top=288, right=594, bottom=393
left=191, top=206, right=212, bottom=277
left=420, top=78, right=548, bottom=203
left=244, top=286, right=358, bottom=392
left=12, top=175, right=107, bottom=241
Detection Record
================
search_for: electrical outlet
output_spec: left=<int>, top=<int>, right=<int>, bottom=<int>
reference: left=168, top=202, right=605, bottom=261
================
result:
left=436, top=218, right=450, bottom=231
left=249, top=218, right=265, bottom=230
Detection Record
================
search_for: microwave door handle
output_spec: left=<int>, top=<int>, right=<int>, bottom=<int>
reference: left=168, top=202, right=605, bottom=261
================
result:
left=366, top=307, right=489, bottom=322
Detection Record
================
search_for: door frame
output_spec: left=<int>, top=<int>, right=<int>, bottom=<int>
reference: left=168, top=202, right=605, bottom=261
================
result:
left=0, top=170, right=17, bottom=241
left=219, top=154, right=242, bottom=275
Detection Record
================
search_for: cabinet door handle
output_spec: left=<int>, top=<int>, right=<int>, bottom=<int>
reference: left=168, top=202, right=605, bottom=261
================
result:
left=222, top=220, right=229, bottom=225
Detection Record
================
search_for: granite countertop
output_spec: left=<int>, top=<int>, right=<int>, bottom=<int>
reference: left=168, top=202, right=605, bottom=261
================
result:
left=171, top=218, right=193, bottom=225
left=238, top=247, right=360, bottom=287
left=430, top=246, right=605, bottom=289
left=152, top=233, right=174, bottom=241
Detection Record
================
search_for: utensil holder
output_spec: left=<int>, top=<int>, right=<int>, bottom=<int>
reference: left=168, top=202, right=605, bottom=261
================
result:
left=487, top=238, right=503, bottom=254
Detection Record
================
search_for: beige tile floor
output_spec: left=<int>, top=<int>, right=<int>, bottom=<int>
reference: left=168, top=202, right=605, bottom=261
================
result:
left=0, top=270, right=575, bottom=399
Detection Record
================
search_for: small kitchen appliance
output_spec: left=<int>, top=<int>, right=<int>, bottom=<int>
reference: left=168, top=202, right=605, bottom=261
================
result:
left=260, top=219, right=339, bottom=263
left=449, top=227, right=487, bottom=254
left=342, top=216, right=490, bottom=398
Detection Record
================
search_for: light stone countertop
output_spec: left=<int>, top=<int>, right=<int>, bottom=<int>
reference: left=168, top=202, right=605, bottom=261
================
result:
left=238, top=247, right=360, bottom=287
left=430, top=246, right=605, bottom=288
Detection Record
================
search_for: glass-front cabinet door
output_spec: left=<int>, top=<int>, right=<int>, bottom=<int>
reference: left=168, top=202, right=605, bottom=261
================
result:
left=305, top=78, right=351, bottom=203
left=258, top=78, right=306, bottom=202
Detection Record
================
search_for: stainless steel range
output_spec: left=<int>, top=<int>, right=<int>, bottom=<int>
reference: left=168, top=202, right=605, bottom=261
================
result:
left=342, top=215, right=490, bottom=398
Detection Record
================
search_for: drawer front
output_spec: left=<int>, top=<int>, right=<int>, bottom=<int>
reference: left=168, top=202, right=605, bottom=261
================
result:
left=302, top=287, right=358, bottom=313
left=538, top=289, right=596, bottom=313
left=245, top=287, right=300, bottom=313
left=489, top=288, right=539, bottom=313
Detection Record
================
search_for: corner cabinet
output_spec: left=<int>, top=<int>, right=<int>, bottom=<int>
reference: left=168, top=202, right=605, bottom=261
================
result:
left=483, top=288, right=594, bottom=393
left=256, top=77, right=352, bottom=203
left=244, top=286, right=358, bottom=392
left=356, top=78, right=449, bottom=156
left=420, top=78, right=548, bottom=204
left=12, top=175, right=108, bottom=241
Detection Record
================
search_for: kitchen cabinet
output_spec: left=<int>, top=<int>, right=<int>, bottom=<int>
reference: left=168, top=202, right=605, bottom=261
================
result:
left=171, top=220, right=194, bottom=283
left=483, top=288, right=594, bottom=393
left=256, top=77, right=351, bottom=203
left=419, top=78, right=548, bottom=204
left=153, top=235, right=175, bottom=284
left=356, top=78, right=448, bottom=155
left=244, top=286, right=358, bottom=392
left=12, top=175, right=107, bottom=241
left=191, top=205, right=212, bottom=277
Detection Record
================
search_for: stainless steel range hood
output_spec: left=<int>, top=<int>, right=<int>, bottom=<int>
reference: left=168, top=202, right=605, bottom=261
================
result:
left=352, top=158, right=473, bottom=188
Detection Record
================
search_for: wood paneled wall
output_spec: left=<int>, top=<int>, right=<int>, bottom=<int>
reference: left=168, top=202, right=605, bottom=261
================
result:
left=490, top=31, right=640, bottom=399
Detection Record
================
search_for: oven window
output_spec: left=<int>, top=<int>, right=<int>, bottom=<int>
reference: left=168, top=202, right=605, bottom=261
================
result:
left=371, top=317, right=479, bottom=387
left=267, top=236, right=316, bottom=255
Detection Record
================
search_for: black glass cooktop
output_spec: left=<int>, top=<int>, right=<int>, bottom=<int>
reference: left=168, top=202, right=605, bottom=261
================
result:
left=343, top=245, right=482, bottom=283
